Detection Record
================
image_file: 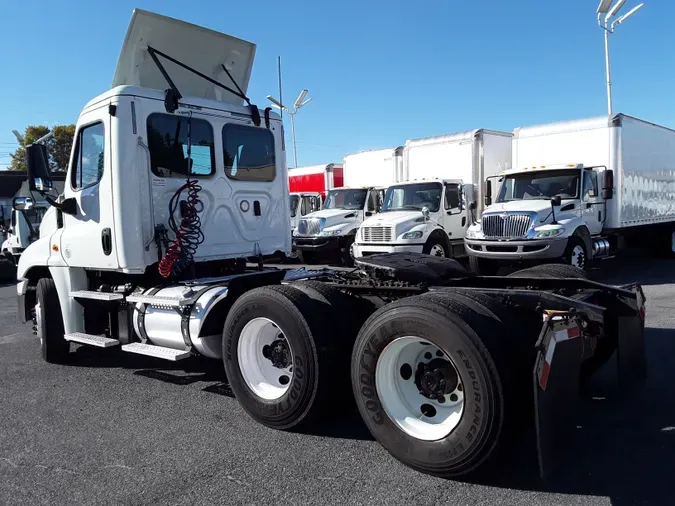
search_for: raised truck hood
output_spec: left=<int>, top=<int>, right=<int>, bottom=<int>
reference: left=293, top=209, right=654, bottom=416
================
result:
left=113, top=9, right=256, bottom=105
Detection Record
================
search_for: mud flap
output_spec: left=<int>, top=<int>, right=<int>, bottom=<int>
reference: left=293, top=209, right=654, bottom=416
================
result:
left=617, top=285, right=647, bottom=386
left=533, top=315, right=583, bottom=480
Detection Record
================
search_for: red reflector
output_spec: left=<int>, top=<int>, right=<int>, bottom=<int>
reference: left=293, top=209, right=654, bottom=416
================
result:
left=567, top=326, right=580, bottom=338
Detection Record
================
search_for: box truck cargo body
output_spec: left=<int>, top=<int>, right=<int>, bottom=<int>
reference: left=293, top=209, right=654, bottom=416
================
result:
left=292, top=147, right=403, bottom=265
left=353, top=130, right=512, bottom=259
left=465, top=114, right=675, bottom=273
left=288, top=163, right=343, bottom=199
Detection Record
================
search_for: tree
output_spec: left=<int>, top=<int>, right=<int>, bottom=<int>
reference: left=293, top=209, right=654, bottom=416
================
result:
left=8, top=124, right=76, bottom=172
left=49, top=125, right=76, bottom=172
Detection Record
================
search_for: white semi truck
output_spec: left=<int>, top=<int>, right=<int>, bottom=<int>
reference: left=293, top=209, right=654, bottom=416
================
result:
left=353, top=130, right=511, bottom=259
left=1, top=198, right=48, bottom=264
left=15, top=9, right=649, bottom=482
left=292, top=147, right=403, bottom=265
left=465, top=114, right=675, bottom=274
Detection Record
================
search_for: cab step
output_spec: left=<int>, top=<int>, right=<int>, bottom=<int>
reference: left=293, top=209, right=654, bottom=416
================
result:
left=64, top=332, right=120, bottom=348
left=70, top=290, right=124, bottom=301
left=125, top=294, right=188, bottom=308
left=121, top=342, right=191, bottom=361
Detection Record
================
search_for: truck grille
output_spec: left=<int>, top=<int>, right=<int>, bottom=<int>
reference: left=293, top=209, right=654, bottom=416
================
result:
left=361, top=226, right=393, bottom=243
left=482, top=213, right=533, bottom=239
left=297, top=218, right=321, bottom=236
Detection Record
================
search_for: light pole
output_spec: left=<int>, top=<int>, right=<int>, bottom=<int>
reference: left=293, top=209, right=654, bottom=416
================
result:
left=596, top=0, right=644, bottom=115
left=266, top=89, right=312, bottom=168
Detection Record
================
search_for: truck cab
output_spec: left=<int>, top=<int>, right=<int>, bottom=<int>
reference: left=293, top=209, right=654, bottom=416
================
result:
left=1, top=197, right=48, bottom=264
left=289, top=192, right=322, bottom=233
left=292, top=186, right=385, bottom=265
left=465, top=164, right=607, bottom=273
left=353, top=179, right=470, bottom=259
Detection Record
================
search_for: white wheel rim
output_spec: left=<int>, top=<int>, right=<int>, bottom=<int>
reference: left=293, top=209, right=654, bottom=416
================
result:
left=375, top=336, right=464, bottom=441
left=237, top=317, right=293, bottom=400
left=429, top=244, right=445, bottom=257
left=570, top=245, right=585, bottom=268
left=35, top=301, right=43, bottom=345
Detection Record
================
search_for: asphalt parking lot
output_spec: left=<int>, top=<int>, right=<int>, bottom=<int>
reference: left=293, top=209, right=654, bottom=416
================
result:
left=1, top=254, right=674, bottom=506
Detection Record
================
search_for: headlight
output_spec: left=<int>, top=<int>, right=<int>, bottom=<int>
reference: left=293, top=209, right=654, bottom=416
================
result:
left=534, top=227, right=565, bottom=238
left=465, top=224, right=482, bottom=239
left=320, top=229, right=343, bottom=236
left=402, top=230, right=423, bottom=240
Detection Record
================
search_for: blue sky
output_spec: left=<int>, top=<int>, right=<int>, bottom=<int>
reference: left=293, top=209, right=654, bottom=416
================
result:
left=1, top=0, right=673, bottom=170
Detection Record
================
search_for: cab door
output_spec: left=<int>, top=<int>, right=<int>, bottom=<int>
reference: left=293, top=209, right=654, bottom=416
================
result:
left=59, top=104, right=119, bottom=269
left=442, top=182, right=465, bottom=244
left=582, top=169, right=604, bottom=235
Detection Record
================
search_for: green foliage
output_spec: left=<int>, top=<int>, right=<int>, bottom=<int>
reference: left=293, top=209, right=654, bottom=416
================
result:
left=9, top=124, right=76, bottom=172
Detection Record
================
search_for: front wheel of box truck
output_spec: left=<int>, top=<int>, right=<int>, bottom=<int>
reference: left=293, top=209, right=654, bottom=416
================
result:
left=222, top=285, right=338, bottom=430
left=562, top=236, right=588, bottom=270
left=35, top=278, right=70, bottom=364
left=351, top=295, right=514, bottom=478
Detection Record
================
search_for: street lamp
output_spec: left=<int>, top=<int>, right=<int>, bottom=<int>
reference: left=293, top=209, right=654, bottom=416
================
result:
left=597, top=0, right=644, bottom=114
left=266, top=89, right=312, bottom=168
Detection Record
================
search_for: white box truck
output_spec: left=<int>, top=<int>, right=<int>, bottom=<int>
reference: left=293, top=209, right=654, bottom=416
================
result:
left=465, top=114, right=675, bottom=273
left=353, top=130, right=512, bottom=259
left=292, top=147, right=403, bottom=265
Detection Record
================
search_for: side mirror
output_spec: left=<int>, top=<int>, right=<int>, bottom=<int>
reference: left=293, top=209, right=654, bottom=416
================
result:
left=484, top=179, right=492, bottom=207
left=602, top=169, right=614, bottom=200
left=551, top=195, right=562, bottom=207
left=26, top=143, right=53, bottom=192
left=12, top=197, right=34, bottom=211
left=422, top=206, right=430, bottom=220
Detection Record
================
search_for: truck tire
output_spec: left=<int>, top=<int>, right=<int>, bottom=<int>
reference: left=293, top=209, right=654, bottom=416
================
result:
left=507, top=264, right=588, bottom=279
left=469, top=255, right=499, bottom=275
left=351, top=294, right=520, bottom=478
left=422, top=232, right=449, bottom=258
left=35, top=277, right=70, bottom=363
left=339, top=235, right=356, bottom=267
left=222, top=284, right=339, bottom=430
left=296, top=250, right=320, bottom=265
left=562, top=236, right=588, bottom=270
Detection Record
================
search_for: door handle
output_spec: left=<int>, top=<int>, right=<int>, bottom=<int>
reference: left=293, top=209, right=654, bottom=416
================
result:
left=101, top=228, right=112, bottom=256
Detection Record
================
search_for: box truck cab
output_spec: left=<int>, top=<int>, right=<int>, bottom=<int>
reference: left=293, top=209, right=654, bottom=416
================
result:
left=353, top=179, right=467, bottom=258
left=289, top=192, right=322, bottom=232
left=465, top=114, right=675, bottom=273
left=353, top=129, right=512, bottom=259
left=292, top=147, right=402, bottom=265
left=292, top=186, right=385, bottom=264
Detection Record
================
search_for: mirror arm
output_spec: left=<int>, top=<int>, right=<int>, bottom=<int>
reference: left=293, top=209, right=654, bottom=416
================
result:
left=43, top=194, right=77, bottom=216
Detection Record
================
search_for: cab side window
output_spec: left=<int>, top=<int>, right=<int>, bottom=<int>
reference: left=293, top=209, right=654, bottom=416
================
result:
left=71, top=122, right=105, bottom=190
left=367, top=191, right=381, bottom=212
left=583, top=171, right=598, bottom=201
left=444, top=183, right=461, bottom=210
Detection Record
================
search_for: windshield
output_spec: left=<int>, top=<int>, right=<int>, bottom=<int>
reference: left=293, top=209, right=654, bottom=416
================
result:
left=381, top=182, right=442, bottom=213
left=497, top=169, right=580, bottom=203
left=290, top=195, right=299, bottom=218
left=323, top=189, right=367, bottom=210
